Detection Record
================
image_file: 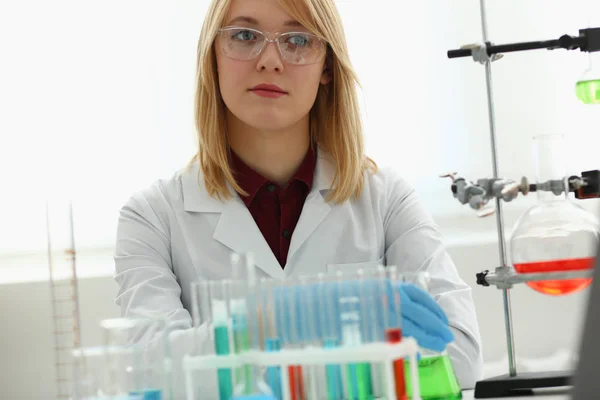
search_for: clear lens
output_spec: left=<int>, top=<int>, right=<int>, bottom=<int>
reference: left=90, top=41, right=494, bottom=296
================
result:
left=217, top=27, right=326, bottom=65
left=278, top=32, right=325, bottom=65
left=217, top=28, right=266, bottom=61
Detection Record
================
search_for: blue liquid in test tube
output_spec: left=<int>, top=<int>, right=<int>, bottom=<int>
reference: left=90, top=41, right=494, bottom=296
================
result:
left=129, top=389, right=162, bottom=400
left=215, top=325, right=234, bottom=400
left=324, top=338, right=343, bottom=400
left=265, top=338, right=282, bottom=399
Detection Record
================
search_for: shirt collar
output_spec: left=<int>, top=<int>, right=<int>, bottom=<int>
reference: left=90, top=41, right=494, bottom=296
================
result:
left=230, top=145, right=317, bottom=207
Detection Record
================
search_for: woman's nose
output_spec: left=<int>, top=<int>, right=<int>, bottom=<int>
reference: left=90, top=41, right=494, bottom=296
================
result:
left=256, top=40, right=284, bottom=72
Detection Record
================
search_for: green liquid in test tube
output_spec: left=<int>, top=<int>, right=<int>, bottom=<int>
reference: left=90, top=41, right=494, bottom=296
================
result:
left=338, top=271, right=371, bottom=400
left=234, top=314, right=252, bottom=394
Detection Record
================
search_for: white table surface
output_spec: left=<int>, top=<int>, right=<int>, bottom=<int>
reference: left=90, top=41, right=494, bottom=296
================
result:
left=461, top=389, right=571, bottom=399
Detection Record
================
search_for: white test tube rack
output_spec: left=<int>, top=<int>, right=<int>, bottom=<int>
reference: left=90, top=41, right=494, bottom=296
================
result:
left=182, top=337, right=422, bottom=400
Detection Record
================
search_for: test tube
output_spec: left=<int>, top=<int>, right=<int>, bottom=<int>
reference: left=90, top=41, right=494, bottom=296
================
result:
left=245, top=252, right=257, bottom=286
left=299, top=275, right=323, bottom=400
left=351, top=270, right=373, bottom=400
left=285, top=279, right=305, bottom=400
left=229, top=280, right=252, bottom=396
left=231, top=264, right=276, bottom=400
left=384, top=266, right=407, bottom=400
left=337, top=271, right=372, bottom=400
left=357, top=266, right=388, bottom=398
left=100, top=317, right=168, bottom=400
left=318, top=273, right=343, bottom=400
left=208, top=280, right=235, bottom=400
left=231, top=253, right=242, bottom=280
left=261, top=277, right=282, bottom=399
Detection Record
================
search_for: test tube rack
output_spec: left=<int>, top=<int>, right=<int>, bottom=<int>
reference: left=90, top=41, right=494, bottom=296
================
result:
left=182, top=337, right=421, bottom=400
left=445, top=0, right=598, bottom=397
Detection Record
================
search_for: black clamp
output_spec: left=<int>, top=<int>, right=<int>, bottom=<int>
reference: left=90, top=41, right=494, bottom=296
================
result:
left=476, top=270, right=490, bottom=287
left=448, top=27, right=600, bottom=59
left=573, top=170, right=600, bottom=199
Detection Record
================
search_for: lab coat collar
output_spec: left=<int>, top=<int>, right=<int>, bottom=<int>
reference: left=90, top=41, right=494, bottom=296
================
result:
left=181, top=148, right=335, bottom=212
left=180, top=148, right=335, bottom=278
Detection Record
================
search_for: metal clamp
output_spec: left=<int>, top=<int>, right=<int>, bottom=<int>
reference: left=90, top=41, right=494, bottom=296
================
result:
left=460, top=42, right=504, bottom=64
left=476, top=266, right=594, bottom=289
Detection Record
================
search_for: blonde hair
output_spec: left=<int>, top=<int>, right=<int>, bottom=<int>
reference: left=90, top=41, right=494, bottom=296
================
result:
left=190, top=0, right=377, bottom=204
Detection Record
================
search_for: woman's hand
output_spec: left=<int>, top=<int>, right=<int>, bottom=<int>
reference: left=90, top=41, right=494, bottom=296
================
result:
left=397, top=282, right=454, bottom=352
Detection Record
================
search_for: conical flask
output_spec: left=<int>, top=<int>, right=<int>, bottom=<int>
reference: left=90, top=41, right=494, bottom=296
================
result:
left=575, top=51, right=600, bottom=105
left=400, top=272, right=462, bottom=400
left=575, top=10, right=600, bottom=105
left=510, top=134, right=599, bottom=295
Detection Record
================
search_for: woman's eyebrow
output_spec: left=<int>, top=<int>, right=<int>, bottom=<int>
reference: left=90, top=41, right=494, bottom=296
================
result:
left=227, top=15, right=303, bottom=28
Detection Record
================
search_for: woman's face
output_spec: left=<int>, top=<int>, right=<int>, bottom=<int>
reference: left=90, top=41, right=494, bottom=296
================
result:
left=215, top=0, right=331, bottom=133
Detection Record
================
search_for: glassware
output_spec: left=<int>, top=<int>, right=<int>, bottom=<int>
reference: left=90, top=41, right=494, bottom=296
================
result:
left=399, top=271, right=462, bottom=400
left=511, top=134, right=600, bottom=295
left=337, top=271, right=372, bottom=400
left=193, top=275, right=276, bottom=400
left=575, top=14, right=600, bottom=105
left=92, top=317, right=171, bottom=400
left=575, top=43, right=600, bottom=104
left=72, top=347, right=111, bottom=400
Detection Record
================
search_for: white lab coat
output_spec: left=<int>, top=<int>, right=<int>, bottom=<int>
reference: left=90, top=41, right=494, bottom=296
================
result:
left=114, top=150, right=483, bottom=398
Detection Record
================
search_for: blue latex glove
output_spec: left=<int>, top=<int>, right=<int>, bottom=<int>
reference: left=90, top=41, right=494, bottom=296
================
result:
left=272, top=280, right=454, bottom=353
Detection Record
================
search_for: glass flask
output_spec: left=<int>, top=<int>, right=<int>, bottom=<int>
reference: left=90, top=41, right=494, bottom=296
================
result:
left=511, top=134, right=600, bottom=295
left=72, top=347, right=114, bottom=400
left=575, top=56, right=600, bottom=105
left=575, top=15, right=600, bottom=104
left=399, top=272, right=462, bottom=400
left=101, top=317, right=171, bottom=400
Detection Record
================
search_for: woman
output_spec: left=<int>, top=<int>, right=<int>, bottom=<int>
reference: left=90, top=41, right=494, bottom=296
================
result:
left=114, top=0, right=483, bottom=394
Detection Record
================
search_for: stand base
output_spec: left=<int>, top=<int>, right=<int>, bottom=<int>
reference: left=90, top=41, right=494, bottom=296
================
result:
left=474, top=371, right=572, bottom=398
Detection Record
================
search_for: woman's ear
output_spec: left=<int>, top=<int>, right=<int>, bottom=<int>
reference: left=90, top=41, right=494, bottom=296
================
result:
left=320, top=67, right=332, bottom=85
left=320, top=48, right=333, bottom=85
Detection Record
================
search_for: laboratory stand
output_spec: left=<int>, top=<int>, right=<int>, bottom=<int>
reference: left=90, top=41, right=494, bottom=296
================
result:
left=445, top=0, right=600, bottom=397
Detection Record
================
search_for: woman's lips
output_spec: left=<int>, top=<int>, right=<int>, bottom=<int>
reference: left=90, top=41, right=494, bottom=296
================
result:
left=250, top=89, right=287, bottom=98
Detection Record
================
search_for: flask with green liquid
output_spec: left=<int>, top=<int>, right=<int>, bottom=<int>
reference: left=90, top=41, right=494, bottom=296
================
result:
left=576, top=25, right=600, bottom=104
left=400, top=273, right=462, bottom=400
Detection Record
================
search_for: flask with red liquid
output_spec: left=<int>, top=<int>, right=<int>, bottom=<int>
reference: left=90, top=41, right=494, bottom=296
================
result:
left=511, top=134, right=599, bottom=296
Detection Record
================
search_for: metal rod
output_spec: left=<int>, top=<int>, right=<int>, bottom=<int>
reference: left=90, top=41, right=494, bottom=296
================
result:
left=447, top=36, right=587, bottom=59
left=479, top=0, right=518, bottom=378
left=483, top=269, right=594, bottom=286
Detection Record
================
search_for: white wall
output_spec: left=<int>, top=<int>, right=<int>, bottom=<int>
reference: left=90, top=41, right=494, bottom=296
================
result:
left=1, top=0, right=599, bottom=254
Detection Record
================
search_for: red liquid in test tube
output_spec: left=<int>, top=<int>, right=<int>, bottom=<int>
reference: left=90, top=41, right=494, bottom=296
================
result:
left=386, top=328, right=407, bottom=400
left=288, top=365, right=305, bottom=400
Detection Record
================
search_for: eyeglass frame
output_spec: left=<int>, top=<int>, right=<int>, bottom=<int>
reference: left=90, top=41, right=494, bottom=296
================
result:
left=215, top=26, right=329, bottom=65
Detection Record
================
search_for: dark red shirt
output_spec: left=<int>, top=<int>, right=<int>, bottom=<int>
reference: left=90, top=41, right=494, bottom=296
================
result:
left=230, top=146, right=316, bottom=268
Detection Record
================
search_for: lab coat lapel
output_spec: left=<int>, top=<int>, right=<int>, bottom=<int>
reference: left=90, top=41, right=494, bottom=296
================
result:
left=213, top=196, right=284, bottom=279
left=285, top=150, right=335, bottom=266
left=181, top=162, right=284, bottom=279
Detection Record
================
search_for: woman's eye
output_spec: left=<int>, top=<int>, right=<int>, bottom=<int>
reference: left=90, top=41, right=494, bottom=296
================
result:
left=232, top=30, right=256, bottom=41
left=287, top=34, right=310, bottom=47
